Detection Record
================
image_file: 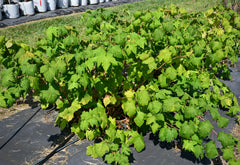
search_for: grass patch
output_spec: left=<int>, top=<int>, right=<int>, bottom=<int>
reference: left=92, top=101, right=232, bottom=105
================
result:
left=0, top=0, right=222, bottom=46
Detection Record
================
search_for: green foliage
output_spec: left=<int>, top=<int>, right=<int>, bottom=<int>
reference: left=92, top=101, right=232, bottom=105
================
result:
left=159, top=126, right=178, bottom=142
left=205, top=141, right=219, bottom=159
left=122, top=99, right=137, bottom=117
left=217, top=132, right=236, bottom=148
left=40, top=85, right=60, bottom=104
left=179, top=121, right=195, bottom=139
left=198, top=120, right=213, bottom=138
left=136, top=86, right=150, bottom=106
left=0, top=5, right=240, bottom=164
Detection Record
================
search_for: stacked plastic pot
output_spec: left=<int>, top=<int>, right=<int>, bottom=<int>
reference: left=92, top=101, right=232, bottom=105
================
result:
left=0, top=0, right=115, bottom=20
left=0, top=0, right=2, bottom=20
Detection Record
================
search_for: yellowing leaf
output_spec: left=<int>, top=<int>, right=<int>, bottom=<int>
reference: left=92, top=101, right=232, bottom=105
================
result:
left=18, top=51, right=35, bottom=65
left=41, top=103, right=49, bottom=109
left=220, top=94, right=232, bottom=108
left=103, top=95, right=111, bottom=107
left=204, top=8, right=214, bottom=17
left=58, top=100, right=81, bottom=121
left=5, top=39, right=13, bottom=48
left=124, top=90, right=135, bottom=99
left=86, top=130, right=95, bottom=141
left=103, top=94, right=117, bottom=107
left=177, top=64, right=186, bottom=76
left=158, top=48, right=172, bottom=63
left=80, top=93, right=92, bottom=105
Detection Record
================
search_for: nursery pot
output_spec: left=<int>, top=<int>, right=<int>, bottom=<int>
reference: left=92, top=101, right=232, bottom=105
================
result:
left=57, top=0, right=68, bottom=8
left=105, top=0, right=109, bottom=2
left=3, top=4, right=20, bottom=19
left=99, top=0, right=104, bottom=3
left=89, top=0, right=97, bottom=5
left=69, top=0, right=79, bottom=6
left=33, top=0, right=47, bottom=12
left=47, top=0, right=56, bottom=11
left=81, top=0, right=87, bottom=6
left=0, top=9, right=2, bottom=20
left=19, top=1, right=35, bottom=16
left=11, top=0, right=20, bottom=3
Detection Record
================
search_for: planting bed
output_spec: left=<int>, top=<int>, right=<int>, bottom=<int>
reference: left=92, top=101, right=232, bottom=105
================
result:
left=0, top=58, right=239, bottom=165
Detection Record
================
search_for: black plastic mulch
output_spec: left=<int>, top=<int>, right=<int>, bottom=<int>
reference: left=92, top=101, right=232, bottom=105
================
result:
left=0, top=57, right=238, bottom=165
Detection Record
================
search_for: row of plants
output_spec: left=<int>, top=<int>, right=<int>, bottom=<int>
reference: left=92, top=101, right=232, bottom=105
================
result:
left=0, top=0, right=113, bottom=20
left=0, top=4, right=240, bottom=165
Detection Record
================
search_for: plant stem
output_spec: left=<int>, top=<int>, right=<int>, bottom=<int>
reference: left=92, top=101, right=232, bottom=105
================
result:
left=54, top=78, right=71, bottom=105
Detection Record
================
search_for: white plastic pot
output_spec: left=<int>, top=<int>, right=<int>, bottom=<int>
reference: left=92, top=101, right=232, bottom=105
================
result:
left=81, top=0, right=87, bottom=6
left=3, top=4, right=20, bottom=19
left=19, top=1, right=35, bottom=16
left=0, top=9, right=2, bottom=20
left=99, top=0, right=104, bottom=3
left=89, top=0, right=97, bottom=5
left=12, top=0, right=20, bottom=3
left=33, top=0, right=47, bottom=12
left=0, top=0, right=3, bottom=6
left=105, top=0, right=109, bottom=2
left=47, top=0, right=56, bottom=11
left=69, top=0, right=79, bottom=6
left=57, top=0, right=68, bottom=8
